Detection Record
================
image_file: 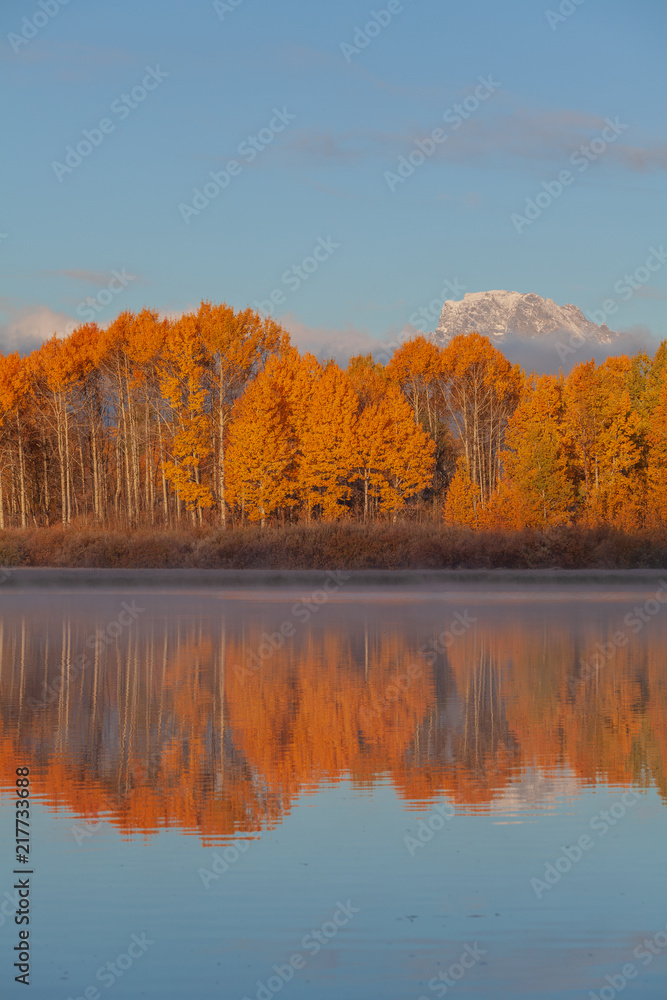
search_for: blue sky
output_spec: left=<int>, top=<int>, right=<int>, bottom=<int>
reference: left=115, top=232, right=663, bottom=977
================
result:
left=1, top=0, right=666, bottom=359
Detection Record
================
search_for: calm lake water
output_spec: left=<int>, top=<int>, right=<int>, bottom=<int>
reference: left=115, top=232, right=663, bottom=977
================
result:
left=1, top=578, right=667, bottom=999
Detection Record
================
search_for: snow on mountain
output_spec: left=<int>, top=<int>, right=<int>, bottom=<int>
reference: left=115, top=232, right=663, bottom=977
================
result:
left=433, top=289, right=616, bottom=344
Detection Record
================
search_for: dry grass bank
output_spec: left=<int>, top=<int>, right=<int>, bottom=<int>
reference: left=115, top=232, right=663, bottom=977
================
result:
left=0, top=522, right=665, bottom=570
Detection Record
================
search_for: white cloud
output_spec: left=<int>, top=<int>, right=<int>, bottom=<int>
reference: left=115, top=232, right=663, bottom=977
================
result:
left=494, top=328, right=661, bottom=375
left=278, top=313, right=412, bottom=364
left=0, top=304, right=76, bottom=355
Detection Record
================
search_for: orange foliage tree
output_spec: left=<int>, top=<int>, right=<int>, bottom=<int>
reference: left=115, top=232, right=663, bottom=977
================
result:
left=437, top=332, right=522, bottom=515
left=353, top=380, right=435, bottom=520
left=224, top=355, right=296, bottom=525
left=564, top=357, right=644, bottom=528
left=443, top=458, right=480, bottom=528
left=647, top=380, right=667, bottom=526
left=387, top=335, right=456, bottom=498
left=494, top=374, right=574, bottom=528
left=297, top=362, right=358, bottom=520
left=161, top=314, right=214, bottom=522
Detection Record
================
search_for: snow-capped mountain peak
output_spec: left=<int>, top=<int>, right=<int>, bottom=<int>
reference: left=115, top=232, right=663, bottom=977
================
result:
left=433, top=289, right=616, bottom=343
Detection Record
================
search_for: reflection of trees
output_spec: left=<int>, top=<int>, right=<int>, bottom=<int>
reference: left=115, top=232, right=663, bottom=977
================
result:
left=398, top=636, right=521, bottom=806
left=0, top=604, right=666, bottom=840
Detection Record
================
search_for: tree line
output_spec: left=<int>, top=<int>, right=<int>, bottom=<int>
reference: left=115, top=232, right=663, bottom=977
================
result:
left=0, top=300, right=665, bottom=529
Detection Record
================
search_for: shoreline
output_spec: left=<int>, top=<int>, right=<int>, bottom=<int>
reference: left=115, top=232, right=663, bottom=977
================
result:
left=2, top=567, right=667, bottom=590
left=0, top=523, right=666, bottom=577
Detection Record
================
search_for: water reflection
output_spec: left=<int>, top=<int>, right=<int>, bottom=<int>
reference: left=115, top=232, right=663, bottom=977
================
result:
left=1, top=591, right=665, bottom=841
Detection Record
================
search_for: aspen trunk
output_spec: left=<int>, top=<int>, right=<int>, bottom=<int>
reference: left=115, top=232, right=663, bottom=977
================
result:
left=157, top=410, right=169, bottom=527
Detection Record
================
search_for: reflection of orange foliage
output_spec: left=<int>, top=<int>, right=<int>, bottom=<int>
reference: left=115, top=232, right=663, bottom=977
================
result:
left=227, top=629, right=434, bottom=795
left=1, top=605, right=666, bottom=842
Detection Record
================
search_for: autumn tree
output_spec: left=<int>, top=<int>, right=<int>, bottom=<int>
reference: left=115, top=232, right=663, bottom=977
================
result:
left=98, top=309, right=168, bottom=526
left=353, top=380, right=435, bottom=520
left=0, top=353, right=32, bottom=527
left=297, top=362, right=358, bottom=520
left=224, top=355, right=296, bottom=526
left=29, top=334, right=93, bottom=525
left=198, top=301, right=288, bottom=523
left=443, top=458, right=479, bottom=528
left=387, top=336, right=456, bottom=497
left=647, top=379, right=667, bottom=527
left=386, top=335, right=441, bottom=430
left=161, top=314, right=214, bottom=522
left=564, top=357, right=644, bottom=528
left=435, top=333, right=521, bottom=510
left=497, top=374, right=574, bottom=528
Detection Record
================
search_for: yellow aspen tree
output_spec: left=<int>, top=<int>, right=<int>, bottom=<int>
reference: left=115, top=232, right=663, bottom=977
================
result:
left=595, top=387, right=643, bottom=529
left=224, top=358, right=295, bottom=526
left=272, top=349, right=322, bottom=446
left=198, top=301, right=289, bottom=523
left=0, top=353, right=32, bottom=528
left=354, top=381, right=434, bottom=520
left=386, top=335, right=442, bottom=431
left=298, top=362, right=358, bottom=520
left=436, top=333, right=522, bottom=508
left=443, top=458, right=479, bottom=528
left=646, top=380, right=667, bottom=527
left=29, top=335, right=89, bottom=526
left=644, top=340, right=667, bottom=415
left=387, top=336, right=456, bottom=498
left=347, top=353, right=387, bottom=406
left=562, top=360, right=601, bottom=519
left=500, top=374, right=574, bottom=528
left=161, top=315, right=214, bottom=521
left=564, top=358, right=643, bottom=527
left=98, top=309, right=168, bottom=525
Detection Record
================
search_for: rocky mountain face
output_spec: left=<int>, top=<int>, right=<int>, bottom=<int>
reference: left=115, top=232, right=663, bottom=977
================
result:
left=433, top=289, right=616, bottom=343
